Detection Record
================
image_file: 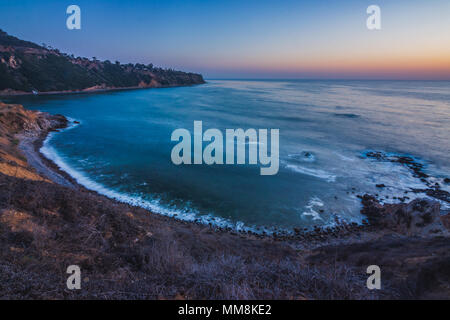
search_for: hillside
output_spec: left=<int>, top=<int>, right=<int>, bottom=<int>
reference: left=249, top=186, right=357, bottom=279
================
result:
left=0, top=29, right=205, bottom=94
left=0, top=101, right=449, bottom=298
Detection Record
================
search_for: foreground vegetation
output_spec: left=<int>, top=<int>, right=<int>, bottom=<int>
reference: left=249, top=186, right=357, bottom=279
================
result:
left=0, top=102, right=449, bottom=299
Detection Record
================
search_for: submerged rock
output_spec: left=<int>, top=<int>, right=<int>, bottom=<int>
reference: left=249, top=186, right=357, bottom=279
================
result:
left=411, top=188, right=450, bottom=203
left=364, top=151, right=429, bottom=179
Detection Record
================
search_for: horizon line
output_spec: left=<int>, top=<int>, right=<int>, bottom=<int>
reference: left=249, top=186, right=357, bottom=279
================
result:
left=205, top=78, right=450, bottom=81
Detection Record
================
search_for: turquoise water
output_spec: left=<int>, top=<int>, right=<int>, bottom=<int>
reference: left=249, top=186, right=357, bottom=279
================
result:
left=6, top=80, right=450, bottom=232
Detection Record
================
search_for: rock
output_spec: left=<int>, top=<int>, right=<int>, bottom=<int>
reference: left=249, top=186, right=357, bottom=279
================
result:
left=361, top=195, right=448, bottom=236
left=411, top=188, right=450, bottom=203
left=426, top=189, right=450, bottom=203
left=376, top=184, right=386, bottom=188
left=365, top=151, right=429, bottom=179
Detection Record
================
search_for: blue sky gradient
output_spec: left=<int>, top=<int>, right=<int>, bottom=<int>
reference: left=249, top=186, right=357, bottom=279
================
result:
left=0, top=0, right=449, bottom=79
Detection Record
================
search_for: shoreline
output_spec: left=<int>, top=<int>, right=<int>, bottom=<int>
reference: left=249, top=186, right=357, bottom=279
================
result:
left=17, top=111, right=283, bottom=239
left=15, top=109, right=369, bottom=244
left=16, top=108, right=450, bottom=244
left=1, top=101, right=450, bottom=299
left=19, top=132, right=75, bottom=189
left=0, top=81, right=206, bottom=98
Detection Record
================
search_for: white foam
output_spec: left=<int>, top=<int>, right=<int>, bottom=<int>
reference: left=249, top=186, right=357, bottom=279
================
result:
left=285, top=164, right=336, bottom=182
left=334, top=152, right=355, bottom=162
left=40, top=128, right=281, bottom=235
left=302, top=196, right=324, bottom=220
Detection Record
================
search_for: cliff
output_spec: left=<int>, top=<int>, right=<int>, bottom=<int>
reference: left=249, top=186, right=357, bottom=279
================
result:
left=0, top=29, right=205, bottom=95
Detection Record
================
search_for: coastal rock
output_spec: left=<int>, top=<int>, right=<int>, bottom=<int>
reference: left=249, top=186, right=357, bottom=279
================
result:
left=411, top=188, right=450, bottom=203
left=0, top=102, right=67, bottom=136
left=364, top=151, right=429, bottom=179
left=361, top=195, right=448, bottom=236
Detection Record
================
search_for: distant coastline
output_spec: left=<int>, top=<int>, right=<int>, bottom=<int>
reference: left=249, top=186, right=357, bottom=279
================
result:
left=0, top=29, right=205, bottom=96
left=0, top=81, right=205, bottom=97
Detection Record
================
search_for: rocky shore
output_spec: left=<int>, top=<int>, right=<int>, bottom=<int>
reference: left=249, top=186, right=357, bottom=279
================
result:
left=0, top=102, right=449, bottom=299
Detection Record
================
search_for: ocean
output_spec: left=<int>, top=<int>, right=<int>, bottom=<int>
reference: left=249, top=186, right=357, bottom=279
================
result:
left=6, top=80, right=450, bottom=233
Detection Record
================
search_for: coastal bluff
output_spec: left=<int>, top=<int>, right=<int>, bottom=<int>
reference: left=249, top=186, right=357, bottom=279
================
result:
left=0, top=29, right=205, bottom=95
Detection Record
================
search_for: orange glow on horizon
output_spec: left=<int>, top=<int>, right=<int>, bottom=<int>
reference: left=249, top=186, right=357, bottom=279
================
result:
left=196, top=50, right=450, bottom=79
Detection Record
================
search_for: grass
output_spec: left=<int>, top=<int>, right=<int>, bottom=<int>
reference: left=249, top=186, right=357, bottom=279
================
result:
left=0, top=172, right=381, bottom=299
left=3, top=168, right=449, bottom=299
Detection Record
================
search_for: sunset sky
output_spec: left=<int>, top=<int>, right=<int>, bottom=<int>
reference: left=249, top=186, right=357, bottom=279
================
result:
left=0, top=0, right=449, bottom=79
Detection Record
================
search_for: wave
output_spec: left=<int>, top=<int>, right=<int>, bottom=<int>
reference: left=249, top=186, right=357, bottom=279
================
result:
left=285, top=163, right=336, bottom=182
left=301, top=196, right=324, bottom=220
left=358, top=150, right=450, bottom=209
left=334, top=152, right=355, bottom=162
left=40, top=130, right=283, bottom=235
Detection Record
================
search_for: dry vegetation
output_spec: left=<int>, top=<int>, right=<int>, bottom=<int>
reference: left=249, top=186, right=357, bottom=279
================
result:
left=0, top=171, right=377, bottom=299
left=0, top=102, right=449, bottom=299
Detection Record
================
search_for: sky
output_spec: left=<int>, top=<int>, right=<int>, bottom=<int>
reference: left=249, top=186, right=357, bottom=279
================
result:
left=0, top=0, right=449, bottom=79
